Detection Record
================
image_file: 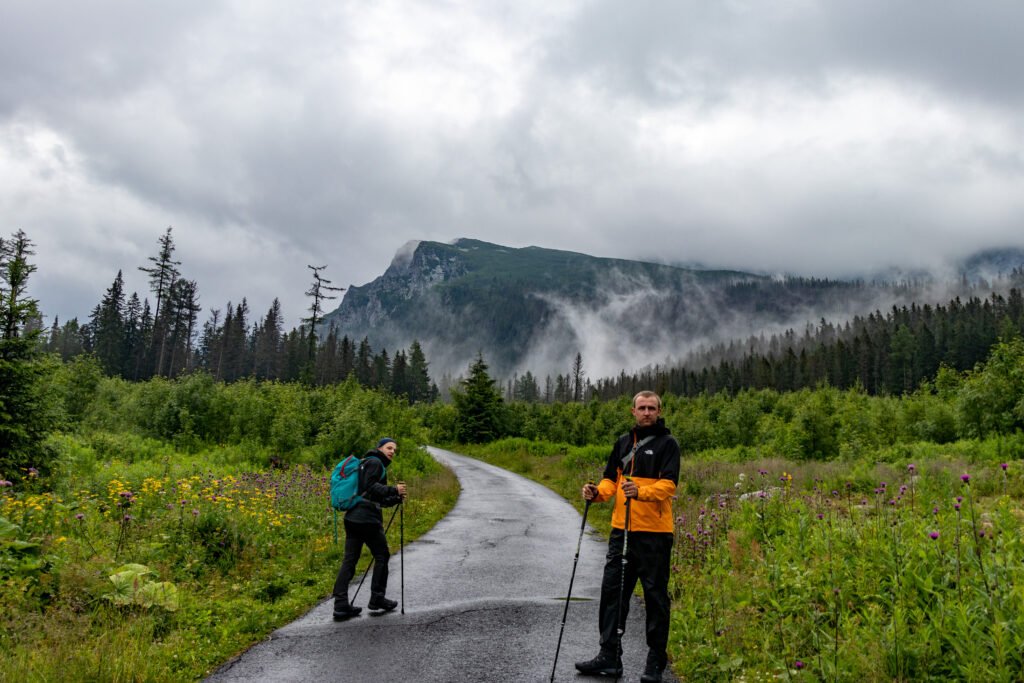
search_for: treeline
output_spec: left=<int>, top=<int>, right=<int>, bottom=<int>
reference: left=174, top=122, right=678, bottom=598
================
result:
left=590, top=288, right=1024, bottom=400
left=422, top=337, right=1024, bottom=460
left=41, top=228, right=438, bottom=401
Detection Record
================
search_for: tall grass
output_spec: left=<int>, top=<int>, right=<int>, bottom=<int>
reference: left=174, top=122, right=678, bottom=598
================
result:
left=462, top=437, right=1024, bottom=681
left=0, top=432, right=458, bottom=681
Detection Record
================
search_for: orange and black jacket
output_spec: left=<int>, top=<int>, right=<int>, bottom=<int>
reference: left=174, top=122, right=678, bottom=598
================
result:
left=593, top=418, right=680, bottom=534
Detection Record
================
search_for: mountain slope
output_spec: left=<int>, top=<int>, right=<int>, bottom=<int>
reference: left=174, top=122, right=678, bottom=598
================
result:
left=323, top=239, right=901, bottom=378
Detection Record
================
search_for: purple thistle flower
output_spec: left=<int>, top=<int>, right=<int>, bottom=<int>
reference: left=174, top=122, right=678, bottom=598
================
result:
left=929, top=531, right=939, bottom=540
left=75, top=513, right=85, bottom=520
left=907, top=464, right=916, bottom=471
left=954, top=504, right=961, bottom=511
left=1001, top=463, right=1008, bottom=470
left=961, top=474, right=970, bottom=483
left=123, top=515, right=131, bottom=521
left=860, top=499, right=867, bottom=505
left=795, top=661, right=804, bottom=669
left=956, top=496, right=963, bottom=503
left=932, top=507, right=939, bottom=514
left=817, top=513, right=823, bottom=519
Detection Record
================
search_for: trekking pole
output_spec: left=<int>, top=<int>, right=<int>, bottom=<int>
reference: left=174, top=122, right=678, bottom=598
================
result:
left=400, top=483, right=405, bottom=615
left=350, top=506, right=401, bottom=604
left=550, top=480, right=595, bottom=683
left=614, top=478, right=633, bottom=679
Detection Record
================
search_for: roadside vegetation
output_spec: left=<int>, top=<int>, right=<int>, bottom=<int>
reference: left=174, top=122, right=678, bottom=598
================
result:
left=456, top=339, right=1024, bottom=681
left=1, top=366, right=458, bottom=681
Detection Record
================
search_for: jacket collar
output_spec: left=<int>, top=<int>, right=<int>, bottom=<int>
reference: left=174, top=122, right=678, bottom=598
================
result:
left=630, top=417, right=670, bottom=441
left=364, top=449, right=393, bottom=467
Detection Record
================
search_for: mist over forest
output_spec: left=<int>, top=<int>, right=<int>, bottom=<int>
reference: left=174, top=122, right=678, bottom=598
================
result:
left=322, top=238, right=1024, bottom=385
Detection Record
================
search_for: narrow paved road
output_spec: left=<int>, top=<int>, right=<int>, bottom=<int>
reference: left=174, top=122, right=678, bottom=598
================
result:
left=205, top=447, right=675, bottom=682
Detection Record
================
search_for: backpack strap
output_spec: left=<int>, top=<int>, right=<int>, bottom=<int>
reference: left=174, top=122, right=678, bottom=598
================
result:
left=620, top=435, right=656, bottom=473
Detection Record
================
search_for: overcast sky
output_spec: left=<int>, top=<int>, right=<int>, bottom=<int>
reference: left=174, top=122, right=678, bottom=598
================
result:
left=4, top=0, right=1024, bottom=329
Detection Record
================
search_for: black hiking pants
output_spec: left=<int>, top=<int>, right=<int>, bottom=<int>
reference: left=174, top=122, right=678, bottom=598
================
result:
left=333, top=520, right=391, bottom=601
left=598, top=528, right=673, bottom=661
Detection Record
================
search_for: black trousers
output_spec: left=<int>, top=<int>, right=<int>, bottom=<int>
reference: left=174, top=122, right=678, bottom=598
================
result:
left=598, top=528, right=673, bottom=659
left=332, top=520, right=391, bottom=601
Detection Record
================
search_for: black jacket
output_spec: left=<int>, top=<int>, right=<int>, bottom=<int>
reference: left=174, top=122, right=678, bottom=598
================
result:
left=343, top=449, right=402, bottom=525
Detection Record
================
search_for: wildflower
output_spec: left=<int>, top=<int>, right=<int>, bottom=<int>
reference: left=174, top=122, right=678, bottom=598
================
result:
left=75, top=513, right=85, bottom=520
left=795, top=661, right=804, bottom=670
left=907, top=464, right=916, bottom=471
left=816, top=513, right=823, bottom=519
left=880, top=482, right=887, bottom=488
left=956, top=496, right=963, bottom=503
left=28, top=467, right=38, bottom=477
left=193, top=509, right=200, bottom=516
left=961, top=474, right=970, bottom=483
left=932, top=507, right=939, bottom=514
left=860, top=499, right=867, bottom=505
left=929, top=532, right=939, bottom=540
left=123, top=515, right=132, bottom=521
left=1001, top=463, right=1008, bottom=471
left=954, top=504, right=961, bottom=511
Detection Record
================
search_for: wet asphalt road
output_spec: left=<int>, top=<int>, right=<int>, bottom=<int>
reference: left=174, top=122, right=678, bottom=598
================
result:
left=204, top=447, right=676, bottom=682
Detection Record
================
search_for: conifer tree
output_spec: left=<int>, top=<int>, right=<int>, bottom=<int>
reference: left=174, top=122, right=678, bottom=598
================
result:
left=0, top=231, right=55, bottom=477
left=451, top=353, right=505, bottom=443
left=139, top=227, right=181, bottom=375
left=406, top=340, right=433, bottom=402
left=93, top=271, right=127, bottom=374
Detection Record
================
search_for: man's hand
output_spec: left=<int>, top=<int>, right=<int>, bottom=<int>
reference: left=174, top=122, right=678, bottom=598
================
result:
left=582, top=483, right=598, bottom=501
left=397, top=482, right=407, bottom=501
left=621, top=479, right=638, bottom=499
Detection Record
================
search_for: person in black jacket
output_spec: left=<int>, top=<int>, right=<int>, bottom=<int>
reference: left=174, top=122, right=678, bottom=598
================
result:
left=331, top=437, right=407, bottom=619
left=575, top=391, right=680, bottom=682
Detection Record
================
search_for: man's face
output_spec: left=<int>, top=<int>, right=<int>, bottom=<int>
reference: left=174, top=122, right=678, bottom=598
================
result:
left=631, top=396, right=661, bottom=427
left=380, top=442, right=397, bottom=458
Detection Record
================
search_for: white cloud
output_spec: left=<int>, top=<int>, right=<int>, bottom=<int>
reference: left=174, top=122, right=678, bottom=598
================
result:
left=1, top=0, right=1023, bottom=331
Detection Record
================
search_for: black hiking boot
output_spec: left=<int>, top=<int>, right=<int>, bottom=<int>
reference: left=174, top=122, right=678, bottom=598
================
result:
left=640, top=650, right=667, bottom=682
left=367, top=594, right=398, bottom=612
left=574, top=651, right=623, bottom=677
left=332, top=598, right=362, bottom=621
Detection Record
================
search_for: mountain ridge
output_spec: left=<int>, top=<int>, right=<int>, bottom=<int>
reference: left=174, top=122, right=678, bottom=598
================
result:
left=324, top=238, right=949, bottom=379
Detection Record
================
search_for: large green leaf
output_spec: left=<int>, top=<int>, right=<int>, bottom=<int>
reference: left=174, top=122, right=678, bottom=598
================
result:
left=0, top=516, right=19, bottom=540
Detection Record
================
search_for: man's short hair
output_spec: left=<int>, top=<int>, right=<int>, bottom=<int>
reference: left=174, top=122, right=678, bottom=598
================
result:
left=632, top=390, right=661, bottom=409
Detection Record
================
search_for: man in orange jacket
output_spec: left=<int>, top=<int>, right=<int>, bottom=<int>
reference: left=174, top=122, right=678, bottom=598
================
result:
left=575, top=391, right=680, bottom=682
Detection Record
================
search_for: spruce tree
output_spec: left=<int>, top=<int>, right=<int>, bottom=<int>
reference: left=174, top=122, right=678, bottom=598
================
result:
left=94, top=271, right=127, bottom=374
left=451, top=353, right=505, bottom=443
left=0, top=231, right=56, bottom=478
left=406, top=340, right=433, bottom=402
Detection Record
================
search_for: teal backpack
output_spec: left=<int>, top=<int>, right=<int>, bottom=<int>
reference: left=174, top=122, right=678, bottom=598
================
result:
left=330, top=455, right=385, bottom=511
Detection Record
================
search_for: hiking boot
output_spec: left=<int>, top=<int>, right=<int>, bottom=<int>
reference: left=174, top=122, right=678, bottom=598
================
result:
left=640, top=650, right=667, bottom=682
left=367, top=595, right=398, bottom=612
left=574, top=651, right=623, bottom=677
left=332, top=599, right=362, bottom=621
